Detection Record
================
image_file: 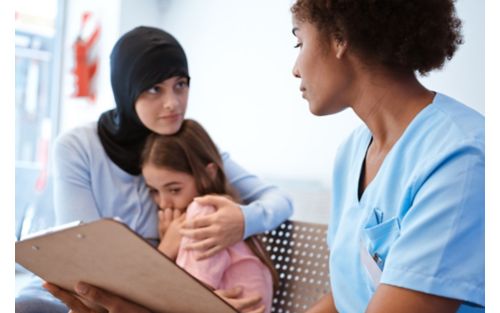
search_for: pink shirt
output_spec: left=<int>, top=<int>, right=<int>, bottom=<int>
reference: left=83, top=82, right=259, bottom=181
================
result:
left=176, top=202, right=273, bottom=313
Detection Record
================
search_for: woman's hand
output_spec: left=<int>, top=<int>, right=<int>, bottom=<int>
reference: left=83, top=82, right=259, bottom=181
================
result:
left=215, top=286, right=265, bottom=313
left=158, top=209, right=186, bottom=259
left=180, top=195, right=245, bottom=259
left=43, top=282, right=151, bottom=313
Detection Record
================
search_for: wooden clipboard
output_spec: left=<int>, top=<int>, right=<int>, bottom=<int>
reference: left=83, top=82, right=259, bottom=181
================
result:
left=15, top=218, right=237, bottom=313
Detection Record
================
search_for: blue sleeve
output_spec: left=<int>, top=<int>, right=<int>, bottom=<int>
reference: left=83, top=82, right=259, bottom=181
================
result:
left=381, top=142, right=484, bottom=307
left=52, top=131, right=101, bottom=225
left=221, top=152, right=294, bottom=238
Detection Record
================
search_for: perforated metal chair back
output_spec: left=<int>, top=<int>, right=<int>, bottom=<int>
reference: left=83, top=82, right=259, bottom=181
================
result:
left=260, top=220, right=331, bottom=313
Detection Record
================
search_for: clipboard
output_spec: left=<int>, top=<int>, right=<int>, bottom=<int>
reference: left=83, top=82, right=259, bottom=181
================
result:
left=15, top=218, right=237, bottom=313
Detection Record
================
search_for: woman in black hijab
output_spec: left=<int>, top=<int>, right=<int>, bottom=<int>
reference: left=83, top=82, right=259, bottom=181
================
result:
left=16, top=26, right=291, bottom=313
left=98, top=26, right=190, bottom=175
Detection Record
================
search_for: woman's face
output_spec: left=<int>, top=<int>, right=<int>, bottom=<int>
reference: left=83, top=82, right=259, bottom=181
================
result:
left=135, top=76, right=189, bottom=135
left=142, top=163, right=199, bottom=212
left=292, top=19, right=354, bottom=115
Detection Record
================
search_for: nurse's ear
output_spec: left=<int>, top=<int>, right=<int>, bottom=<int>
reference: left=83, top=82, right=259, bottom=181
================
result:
left=334, top=39, right=348, bottom=59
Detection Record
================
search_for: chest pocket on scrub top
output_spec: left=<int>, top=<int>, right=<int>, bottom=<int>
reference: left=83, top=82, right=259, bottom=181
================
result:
left=362, top=207, right=401, bottom=272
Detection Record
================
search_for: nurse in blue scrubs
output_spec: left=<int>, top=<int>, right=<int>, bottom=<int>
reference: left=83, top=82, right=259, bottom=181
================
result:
left=291, top=1, right=484, bottom=313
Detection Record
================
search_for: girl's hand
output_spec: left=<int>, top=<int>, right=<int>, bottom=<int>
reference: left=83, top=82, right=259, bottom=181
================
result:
left=180, top=195, right=245, bottom=260
left=43, top=282, right=151, bottom=313
left=158, top=209, right=186, bottom=259
left=157, top=208, right=174, bottom=240
left=215, top=286, right=265, bottom=313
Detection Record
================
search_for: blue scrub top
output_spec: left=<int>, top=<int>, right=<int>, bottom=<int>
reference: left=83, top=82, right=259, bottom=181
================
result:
left=327, top=93, right=484, bottom=312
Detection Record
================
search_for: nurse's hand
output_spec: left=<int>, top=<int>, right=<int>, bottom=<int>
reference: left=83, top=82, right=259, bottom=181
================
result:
left=43, top=282, right=151, bottom=313
left=180, top=195, right=244, bottom=259
left=215, top=286, right=265, bottom=313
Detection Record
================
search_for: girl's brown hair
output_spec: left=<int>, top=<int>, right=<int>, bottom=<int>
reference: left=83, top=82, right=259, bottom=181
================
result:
left=141, top=119, right=279, bottom=291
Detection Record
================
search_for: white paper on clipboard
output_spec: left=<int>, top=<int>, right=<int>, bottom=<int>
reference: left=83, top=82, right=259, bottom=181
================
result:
left=360, top=238, right=382, bottom=288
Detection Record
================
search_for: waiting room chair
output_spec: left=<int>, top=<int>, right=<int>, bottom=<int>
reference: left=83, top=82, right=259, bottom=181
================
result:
left=260, top=220, right=330, bottom=313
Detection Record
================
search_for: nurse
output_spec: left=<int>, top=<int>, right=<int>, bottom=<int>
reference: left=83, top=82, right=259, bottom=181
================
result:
left=290, top=0, right=484, bottom=313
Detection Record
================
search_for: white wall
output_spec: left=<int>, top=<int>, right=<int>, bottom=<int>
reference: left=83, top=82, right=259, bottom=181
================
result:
left=158, top=0, right=484, bottom=221
left=118, top=0, right=165, bottom=36
left=160, top=0, right=361, bottom=189
left=160, top=0, right=484, bottom=189
left=57, top=0, right=484, bottom=222
left=418, top=0, right=485, bottom=114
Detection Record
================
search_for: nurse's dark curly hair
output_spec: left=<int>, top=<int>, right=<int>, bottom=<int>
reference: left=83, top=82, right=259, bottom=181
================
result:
left=291, top=0, right=463, bottom=75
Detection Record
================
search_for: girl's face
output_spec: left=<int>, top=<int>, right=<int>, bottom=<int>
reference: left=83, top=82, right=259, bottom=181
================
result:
left=142, top=163, right=198, bottom=212
left=291, top=19, right=354, bottom=115
left=135, top=76, right=189, bottom=135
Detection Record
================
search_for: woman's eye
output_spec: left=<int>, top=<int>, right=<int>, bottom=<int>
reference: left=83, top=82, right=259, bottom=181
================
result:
left=149, top=188, right=158, bottom=195
left=175, top=80, right=188, bottom=89
left=147, top=86, right=161, bottom=94
left=294, top=42, right=302, bottom=49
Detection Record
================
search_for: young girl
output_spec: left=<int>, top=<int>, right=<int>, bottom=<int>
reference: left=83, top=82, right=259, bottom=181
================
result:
left=140, top=119, right=278, bottom=313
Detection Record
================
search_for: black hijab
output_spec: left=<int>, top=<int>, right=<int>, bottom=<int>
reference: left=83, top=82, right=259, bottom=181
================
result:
left=97, top=26, right=189, bottom=175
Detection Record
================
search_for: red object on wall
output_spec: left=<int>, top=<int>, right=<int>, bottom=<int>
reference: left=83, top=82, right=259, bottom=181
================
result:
left=72, top=12, right=100, bottom=101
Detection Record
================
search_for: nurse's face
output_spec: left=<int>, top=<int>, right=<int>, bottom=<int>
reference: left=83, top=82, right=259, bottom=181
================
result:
left=291, top=19, right=354, bottom=116
left=135, top=76, right=189, bottom=135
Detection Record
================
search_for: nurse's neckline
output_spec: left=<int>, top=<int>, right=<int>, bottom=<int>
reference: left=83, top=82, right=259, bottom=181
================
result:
left=357, top=92, right=439, bottom=201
